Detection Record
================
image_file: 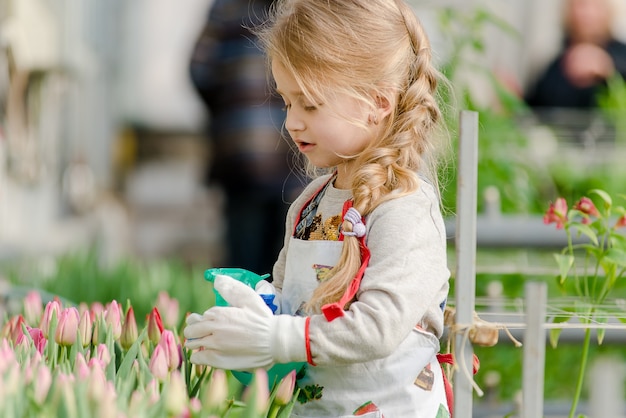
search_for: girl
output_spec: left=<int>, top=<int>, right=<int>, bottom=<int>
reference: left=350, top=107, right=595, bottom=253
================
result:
left=185, top=0, right=451, bottom=416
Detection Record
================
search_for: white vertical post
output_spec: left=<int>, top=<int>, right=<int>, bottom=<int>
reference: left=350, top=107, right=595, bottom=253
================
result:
left=454, top=110, right=479, bottom=417
left=590, top=357, right=625, bottom=417
left=522, top=282, right=547, bottom=418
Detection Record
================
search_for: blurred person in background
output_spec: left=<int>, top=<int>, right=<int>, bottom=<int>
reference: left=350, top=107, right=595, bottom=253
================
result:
left=189, top=0, right=304, bottom=275
left=525, top=0, right=626, bottom=108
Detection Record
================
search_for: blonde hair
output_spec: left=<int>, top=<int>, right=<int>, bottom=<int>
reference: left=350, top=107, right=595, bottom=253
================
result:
left=257, top=0, right=447, bottom=312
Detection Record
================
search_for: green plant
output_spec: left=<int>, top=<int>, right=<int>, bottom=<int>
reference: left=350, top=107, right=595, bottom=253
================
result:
left=544, top=190, right=626, bottom=418
left=0, top=290, right=299, bottom=417
left=436, top=6, right=554, bottom=215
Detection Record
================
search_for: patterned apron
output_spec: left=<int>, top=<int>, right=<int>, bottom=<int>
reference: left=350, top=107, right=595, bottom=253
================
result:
left=281, top=181, right=450, bottom=418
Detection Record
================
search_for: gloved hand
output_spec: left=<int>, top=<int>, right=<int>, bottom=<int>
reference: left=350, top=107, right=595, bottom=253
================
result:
left=184, top=274, right=307, bottom=371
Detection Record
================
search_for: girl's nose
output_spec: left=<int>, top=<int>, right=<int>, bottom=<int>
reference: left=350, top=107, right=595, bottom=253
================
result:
left=284, top=109, right=305, bottom=133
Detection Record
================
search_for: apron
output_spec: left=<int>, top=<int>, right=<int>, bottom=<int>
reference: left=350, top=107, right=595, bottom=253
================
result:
left=281, top=179, right=450, bottom=418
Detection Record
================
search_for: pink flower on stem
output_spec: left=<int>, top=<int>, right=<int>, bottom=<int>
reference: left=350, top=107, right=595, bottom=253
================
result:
left=157, top=330, right=181, bottom=371
left=156, top=291, right=180, bottom=329
left=243, top=369, right=270, bottom=414
left=55, top=307, right=80, bottom=346
left=33, top=365, right=52, bottom=404
left=147, top=307, right=164, bottom=344
left=16, top=326, right=47, bottom=355
left=3, top=315, right=26, bottom=345
left=104, top=300, right=122, bottom=340
left=23, top=291, right=43, bottom=327
left=574, top=197, right=600, bottom=217
left=95, top=343, right=111, bottom=367
left=120, top=306, right=139, bottom=351
left=90, top=302, right=105, bottom=322
left=274, top=369, right=297, bottom=406
left=78, top=310, right=92, bottom=348
left=75, top=352, right=90, bottom=380
left=149, top=345, right=169, bottom=381
left=202, top=368, right=227, bottom=411
left=544, top=197, right=569, bottom=229
left=615, top=214, right=626, bottom=229
left=40, top=300, right=61, bottom=339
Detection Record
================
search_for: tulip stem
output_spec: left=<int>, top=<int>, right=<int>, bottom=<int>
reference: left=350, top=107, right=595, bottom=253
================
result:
left=268, top=404, right=281, bottom=418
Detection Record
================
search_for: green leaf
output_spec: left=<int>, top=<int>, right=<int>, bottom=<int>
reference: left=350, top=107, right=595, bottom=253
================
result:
left=570, top=223, right=598, bottom=246
left=590, top=189, right=612, bottom=209
left=554, top=254, right=575, bottom=285
left=594, top=311, right=608, bottom=345
left=549, top=328, right=563, bottom=348
left=117, top=329, right=146, bottom=382
left=604, top=248, right=626, bottom=268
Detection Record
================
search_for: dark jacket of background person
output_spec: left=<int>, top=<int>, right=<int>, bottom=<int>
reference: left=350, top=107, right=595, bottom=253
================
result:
left=525, top=38, right=626, bottom=108
left=525, top=0, right=626, bottom=108
left=189, top=0, right=304, bottom=275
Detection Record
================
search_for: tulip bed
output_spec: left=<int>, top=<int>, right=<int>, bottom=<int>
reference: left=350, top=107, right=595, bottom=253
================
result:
left=0, top=289, right=299, bottom=417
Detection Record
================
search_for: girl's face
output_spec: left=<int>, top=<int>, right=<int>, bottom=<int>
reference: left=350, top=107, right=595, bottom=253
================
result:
left=272, top=61, right=377, bottom=188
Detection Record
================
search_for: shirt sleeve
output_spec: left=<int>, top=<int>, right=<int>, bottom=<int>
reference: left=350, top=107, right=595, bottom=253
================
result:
left=307, top=181, right=451, bottom=366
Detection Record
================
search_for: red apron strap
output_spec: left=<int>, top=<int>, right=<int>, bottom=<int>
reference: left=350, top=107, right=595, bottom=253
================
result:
left=321, top=200, right=371, bottom=321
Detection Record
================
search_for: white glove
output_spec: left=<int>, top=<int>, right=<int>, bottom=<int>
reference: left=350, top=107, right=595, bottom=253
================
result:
left=184, top=274, right=307, bottom=371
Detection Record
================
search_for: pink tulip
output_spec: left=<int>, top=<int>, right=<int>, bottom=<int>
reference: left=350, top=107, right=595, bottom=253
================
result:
left=104, top=300, right=122, bottom=340
left=164, top=371, right=188, bottom=416
left=95, top=343, right=111, bottom=367
left=158, top=330, right=181, bottom=371
left=86, top=358, right=108, bottom=401
left=78, top=310, right=92, bottom=348
left=156, top=291, right=180, bottom=329
left=202, top=368, right=227, bottom=411
left=149, top=345, right=169, bottom=381
left=146, top=307, right=164, bottom=344
left=55, top=307, right=80, bottom=346
left=243, top=369, right=270, bottom=414
left=90, top=302, right=105, bottom=322
left=544, top=197, right=568, bottom=229
left=3, top=315, right=26, bottom=345
left=40, top=300, right=61, bottom=338
left=16, top=326, right=47, bottom=355
left=33, top=365, right=52, bottom=404
left=23, top=291, right=43, bottom=326
left=120, top=306, right=138, bottom=351
left=274, top=370, right=297, bottom=406
left=75, top=352, right=90, bottom=380
left=0, top=339, right=17, bottom=373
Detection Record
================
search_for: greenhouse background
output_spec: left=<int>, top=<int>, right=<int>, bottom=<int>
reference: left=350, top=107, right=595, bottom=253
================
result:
left=2, top=0, right=626, bottom=417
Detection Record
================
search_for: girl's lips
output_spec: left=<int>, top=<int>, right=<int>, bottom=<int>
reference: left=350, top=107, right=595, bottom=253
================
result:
left=295, top=140, right=315, bottom=153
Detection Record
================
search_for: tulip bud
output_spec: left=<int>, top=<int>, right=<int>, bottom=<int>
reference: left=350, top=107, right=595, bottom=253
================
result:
left=156, top=291, right=180, bottom=329
left=146, top=307, right=164, bottom=344
left=157, top=330, right=181, bottom=371
left=33, top=365, right=52, bottom=404
left=149, top=345, right=169, bottom=381
left=40, top=300, right=61, bottom=339
left=274, top=370, right=297, bottom=406
left=243, top=369, right=270, bottom=415
left=96, top=343, right=111, bottom=367
left=164, top=371, right=188, bottom=416
left=104, top=300, right=122, bottom=340
left=615, top=214, right=626, bottom=229
left=120, top=306, right=139, bottom=351
left=74, top=352, right=90, bottom=380
left=202, top=368, right=228, bottom=412
left=78, top=310, right=92, bottom=348
left=55, top=307, right=80, bottom=346
left=23, top=291, right=43, bottom=327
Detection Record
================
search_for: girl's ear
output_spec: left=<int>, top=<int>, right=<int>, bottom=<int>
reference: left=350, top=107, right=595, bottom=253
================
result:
left=374, top=93, right=393, bottom=120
